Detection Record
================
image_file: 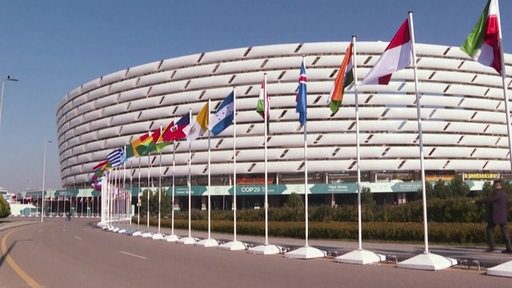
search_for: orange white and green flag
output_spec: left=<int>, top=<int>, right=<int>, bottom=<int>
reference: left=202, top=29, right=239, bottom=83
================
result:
left=328, top=42, right=353, bottom=115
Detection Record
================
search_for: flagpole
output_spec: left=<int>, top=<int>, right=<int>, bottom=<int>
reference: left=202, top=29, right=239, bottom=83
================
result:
left=207, top=99, right=212, bottom=239
left=219, top=88, right=246, bottom=251
left=157, top=147, right=162, bottom=235
left=187, top=141, right=192, bottom=237
left=176, top=111, right=196, bottom=244
left=129, top=158, right=133, bottom=228
left=407, top=11, right=429, bottom=255
left=233, top=88, right=238, bottom=243
left=195, top=100, right=218, bottom=247
left=188, top=111, right=192, bottom=239
left=165, top=139, right=179, bottom=241
left=397, top=11, right=457, bottom=271
left=137, top=157, right=141, bottom=231
left=336, top=37, right=385, bottom=264
left=156, top=125, right=163, bottom=236
left=249, top=74, right=280, bottom=255
left=146, top=153, right=150, bottom=232
left=353, top=37, right=363, bottom=251
left=496, top=5, right=512, bottom=171
left=285, top=56, right=324, bottom=259
left=263, top=73, right=269, bottom=246
left=172, top=141, right=176, bottom=235
left=107, top=170, right=111, bottom=224
left=489, top=7, right=512, bottom=278
left=122, top=147, right=127, bottom=225
left=122, top=159, right=127, bottom=226
left=299, top=56, right=310, bottom=248
left=304, top=112, right=309, bottom=248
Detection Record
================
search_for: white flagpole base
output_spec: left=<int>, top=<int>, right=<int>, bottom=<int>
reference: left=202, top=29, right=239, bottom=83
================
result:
left=218, top=240, right=246, bottom=251
left=152, top=233, right=164, bottom=240
left=285, top=246, right=326, bottom=259
left=141, top=232, right=153, bottom=238
left=164, top=234, right=180, bottom=242
left=487, top=260, right=512, bottom=278
left=195, top=238, right=219, bottom=248
left=335, top=249, right=385, bottom=265
left=397, top=253, right=457, bottom=271
left=177, top=236, right=196, bottom=245
left=131, top=230, right=142, bottom=237
left=123, top=228, right=137, bottom=235
left=248, top=244, right=280, bottom=255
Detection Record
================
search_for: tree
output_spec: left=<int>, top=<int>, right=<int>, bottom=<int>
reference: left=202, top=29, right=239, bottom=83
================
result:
left=447, top=177, right=470, bottom=198
left=284, top=192, right=304, bottom=208
left=0, top=196, right=10, bottom=218
left=361, top=186, right=375, bottom=206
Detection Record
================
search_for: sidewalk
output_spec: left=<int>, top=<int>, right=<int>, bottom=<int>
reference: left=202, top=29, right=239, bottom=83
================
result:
left=4, top=216, right=512, bottom=269
left=121, top=220, right=512, bottom=269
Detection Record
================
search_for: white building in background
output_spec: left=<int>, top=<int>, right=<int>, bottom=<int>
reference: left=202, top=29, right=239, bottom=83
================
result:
left=55, top=42, right=512, bottom=206
left=0, top=187, right=10, bottom=203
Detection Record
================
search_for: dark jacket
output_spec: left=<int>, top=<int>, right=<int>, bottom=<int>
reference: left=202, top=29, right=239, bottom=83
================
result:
left=482, top=189, right=509, bottom=225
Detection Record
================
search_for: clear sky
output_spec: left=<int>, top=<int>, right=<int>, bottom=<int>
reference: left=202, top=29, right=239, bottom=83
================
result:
left=0, top=0, right=510, bottom=194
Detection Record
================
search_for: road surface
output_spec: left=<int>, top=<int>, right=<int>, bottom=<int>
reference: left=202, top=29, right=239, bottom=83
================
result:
left=1, top=217, right=511, bottom=288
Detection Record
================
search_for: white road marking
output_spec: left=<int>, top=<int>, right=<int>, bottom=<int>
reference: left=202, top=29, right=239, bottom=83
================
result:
left=120, top=251, right=148, bottom=260
left=74, top=236, right=82, bottom=240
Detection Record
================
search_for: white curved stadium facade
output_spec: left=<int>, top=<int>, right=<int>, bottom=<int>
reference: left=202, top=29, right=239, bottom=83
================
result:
left=56, top=42, right=512, bottom=188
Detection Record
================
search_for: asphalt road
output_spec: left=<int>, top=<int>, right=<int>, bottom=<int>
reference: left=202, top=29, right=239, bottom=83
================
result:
left=1, top=217, right=512, bottom=288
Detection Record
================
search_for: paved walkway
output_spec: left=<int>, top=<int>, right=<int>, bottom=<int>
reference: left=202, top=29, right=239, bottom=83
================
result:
left=3, top=216, right=512, bottom=269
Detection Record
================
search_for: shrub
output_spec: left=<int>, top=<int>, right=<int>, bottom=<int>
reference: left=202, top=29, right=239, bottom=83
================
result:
left=0, top=196, right=10, bottom=218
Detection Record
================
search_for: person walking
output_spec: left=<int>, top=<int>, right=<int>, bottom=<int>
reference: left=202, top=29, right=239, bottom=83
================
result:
left=478, top=179, right=512, bottom=253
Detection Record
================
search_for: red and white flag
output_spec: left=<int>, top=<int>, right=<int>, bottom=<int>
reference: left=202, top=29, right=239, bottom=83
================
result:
left=361, top=18, right=412, bottom=85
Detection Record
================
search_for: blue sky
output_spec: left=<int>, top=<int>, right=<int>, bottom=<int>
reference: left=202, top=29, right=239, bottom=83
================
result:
left=0, top=0, right=510, bottom=194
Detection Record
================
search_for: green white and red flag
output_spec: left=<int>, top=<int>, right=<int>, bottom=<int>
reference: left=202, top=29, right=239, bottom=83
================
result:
left=461, top=0, right=502, bottom=73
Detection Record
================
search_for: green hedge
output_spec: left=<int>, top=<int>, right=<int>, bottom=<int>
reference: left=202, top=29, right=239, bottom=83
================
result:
left=135, top=197, right=512, bottom=244
left=138, top=217, right=491, bottom=244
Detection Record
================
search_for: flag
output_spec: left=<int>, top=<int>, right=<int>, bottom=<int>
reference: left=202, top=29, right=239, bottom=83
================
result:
left=328, top=43, right=354, bottom=115
left=256, top=78, right=269, bottom=120
left=106, top=148, right=123, bottom=168
left=92, top=160, right=110, bottom=178
left=361, top=18, right=412, bottom=85
left=125, top=132, right=151, bottom=158
left=210, top=92, right=234, bottom=136
left=185, top=102, right=209, bottom=142
left=256, top=76, right=270, bottom=131
left=124, top=143, right=137, bottom=159
left=296, top=58, right=307, bottom=125
left=154, top=125, right=171, bottom=153
left=135, top=131, right=156, bottom=156
left=461, top=0, right=501, bottom=73
left=145, top=126, right=162, bottom=154
left=92, top=160, right=109, bottom=171
left=162, top=112, right=190, bottom=141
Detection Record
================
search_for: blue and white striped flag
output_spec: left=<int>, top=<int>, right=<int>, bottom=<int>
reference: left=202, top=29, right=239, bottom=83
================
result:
left=106, top=148, right=123, bottom=168
left=210, top=91, right=234, bottom=136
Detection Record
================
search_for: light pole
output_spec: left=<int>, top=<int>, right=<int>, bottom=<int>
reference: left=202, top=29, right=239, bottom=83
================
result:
left=0, top=75, right=19, bottom=129
left=41, top=140, right=51, bottom=222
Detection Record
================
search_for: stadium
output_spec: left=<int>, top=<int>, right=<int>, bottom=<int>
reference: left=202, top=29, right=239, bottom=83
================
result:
left=55, top=41, right=512, bottom=210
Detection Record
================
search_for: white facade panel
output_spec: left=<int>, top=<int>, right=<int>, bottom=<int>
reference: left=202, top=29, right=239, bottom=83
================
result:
left=100, top=69, right=127, bottom=86
left=56, top=42, right=512, bottom=189
left=125, top=61, right=161, bottom=78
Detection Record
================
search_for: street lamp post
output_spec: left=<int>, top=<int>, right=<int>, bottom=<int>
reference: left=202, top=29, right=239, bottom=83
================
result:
left=0, top=75, right=19, bottom=129
left=41, top=140, right=51, bottom=222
